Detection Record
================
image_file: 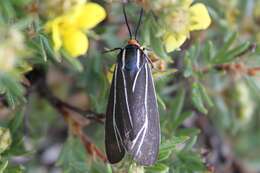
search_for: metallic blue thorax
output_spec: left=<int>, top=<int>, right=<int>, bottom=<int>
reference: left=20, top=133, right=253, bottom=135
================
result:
left=118, top=44, right=145, bottom=74
left=124, top=45, right=139, bottom=71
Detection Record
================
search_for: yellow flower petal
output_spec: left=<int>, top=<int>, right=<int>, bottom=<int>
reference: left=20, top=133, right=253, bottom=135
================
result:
left=51, top=19, right=63, bottom=51
left=45, top=17, right=63, bottom=51
left=189, top=3, right=211, bottom=31
left=75, top=3, right=106, bottom=30
left=164, top=33, right=187, bottom=52
left=62, top=29, right=88, bottom=57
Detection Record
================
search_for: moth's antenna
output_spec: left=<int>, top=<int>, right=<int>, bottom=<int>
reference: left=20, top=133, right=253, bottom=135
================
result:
left=123, top=4, right=132, bottom=39
left=134, top=8, right=143, bottom=40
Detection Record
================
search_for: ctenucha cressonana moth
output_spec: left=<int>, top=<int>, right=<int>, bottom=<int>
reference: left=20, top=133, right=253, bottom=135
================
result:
left=105, top=5, right=160, bottom=166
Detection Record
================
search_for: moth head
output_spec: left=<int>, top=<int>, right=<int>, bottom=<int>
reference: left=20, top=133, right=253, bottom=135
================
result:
left=128, top=39, right=140, bottom=47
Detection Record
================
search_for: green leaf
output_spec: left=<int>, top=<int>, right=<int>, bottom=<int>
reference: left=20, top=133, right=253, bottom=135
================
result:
left=171, top=89, right=185, bottom=120
left=191, top=83, right=208, bottom=114
left=177, top=151, right=205, bottom=171
left=2, top=165, right=24, bottom=173
left=177, top=128, right=200, bottom=137
left=40, top=34, right=61, bottom=62
left=198, top=83, right=214, bottom=107
left=57, top=136, right=89, bottom=173
left=145, top=163, right=169, bottom=173
left=157, top=149, right=172, bottom=162
left=184, top=136, right=198, bottom=150
left=5, top=108, right=26, bottom=156
left=39, top=35, right=48, bottom=62
left=210, top=32, right=237, bottom=64
left=223, top=41, right=251, bottom=62
left=158, top=136, right=189, bottom=161
left=128, top=164, right=144, bottom=173
left=0, top=0, right=15, bottom=21
left=157, top=95, right=166, bottom=110
left=172, top=111, right=193, bottom=130
left=203, top=41, right=215, bottom=62
left=142, top=17, right=151, bottom=45
left=160, top=136, right=189, bottom=152
left=8, top=108, right=24, bottom=135
left=149, top=18, right=169, bottom=59
left=106, top=164, right=112, bottom=173
left=183, top=52, right=193, bottom=78
left=62, top=51, right=83, bottom=72
left=0, top=74, right=25, bottom=108
left=0, top=160, right=8, bottom=173
left=189, top=43, right=201, bottom=61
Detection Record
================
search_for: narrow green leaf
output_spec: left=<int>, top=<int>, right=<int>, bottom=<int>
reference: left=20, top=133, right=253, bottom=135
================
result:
left=0, top=160, right=8, bottom=173
left=145, top=163, right=169, bottom=173
left=177, top=151, right=205, bottom=171
left=177, top=128, right=200, bottom=137
left=224, top=41, right=251, bottom=62
left=39, top=35, right=48, bottom=62
left=183, top=52, right=193, bottom=78
left=157, top=95, right=166, bottom=110
left=191, top=83, right=208, bottom=114
left=222, top=32, right=237, bottom=51
left=142, top=17, right=151, bottom=45
left=172, top=89, right=186, bottom=119
left=0, top=74, right=25, bottom=108
left=40, top=34, right=61, bottom=62
left=157, top=149, right=172, bottom=162
left=211, top=32, right=237, bottom=64
left=172, top=111, right=193, bottom=130
left=150, top=18, right=169, bottom=59
left=106, top=164, right=112, bottom=173
left=1, top=0, right=15, bottom=20
left=57, top=136, right=89, bottom=173
left=203, top=41, right=215, bottom=62
left=160, top=136, right=189, bottom=153
left=3, top=164, right=25, bottom=173
left=198, top=83, right=214, bottom=107
left=184, top=136, right=198, bottom=150
left=158, top=136, right=189, bottom=161
left=62, top=51, right=83, bottom=72
left=129, top=164, right=144, bottom=173
left=5, top=108, right=27, bottom=156
left=8, top=108, right=24, bottom=134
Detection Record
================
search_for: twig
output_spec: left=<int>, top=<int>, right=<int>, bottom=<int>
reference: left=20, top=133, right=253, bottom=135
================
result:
left=0, top=68, right=107, bottom=162
left=25, top=68, right=105, bottom=124
left=198, top=63, right=260, bottom=76
left=27, top=69, right=107, bottom=162
left=194, top=115, right=255, bottom=173
left=61, top=107, right=107, bottom=163
left=39, top=86, right=105, bottom=124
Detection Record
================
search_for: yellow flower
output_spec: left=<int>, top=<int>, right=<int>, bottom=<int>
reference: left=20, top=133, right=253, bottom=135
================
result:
left=0, top=27, right=26, bottom=72
left=45, top=2, right=106, bottom=57
left=164, top=2, right=211, bottom=52
left=0, top=127, right=12, bottom=154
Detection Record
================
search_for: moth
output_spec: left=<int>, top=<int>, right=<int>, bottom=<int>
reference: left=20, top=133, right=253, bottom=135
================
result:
left=105, top=5, right=160, bottom=166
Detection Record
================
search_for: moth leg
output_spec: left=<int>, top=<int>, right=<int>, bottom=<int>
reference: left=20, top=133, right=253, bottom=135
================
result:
left=103, top=47, right=123, bottom=53
left=137, top=47, right=154, bottom=68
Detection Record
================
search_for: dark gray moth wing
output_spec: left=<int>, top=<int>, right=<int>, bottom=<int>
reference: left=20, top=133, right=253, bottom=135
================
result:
left=122, top=53, right=160, bottom=166
left=133, top=63, right=160, bottom=165
left=105, top=65, right=125, bottom=163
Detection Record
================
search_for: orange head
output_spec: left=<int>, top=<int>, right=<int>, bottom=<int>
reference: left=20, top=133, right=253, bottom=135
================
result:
left=128, top=39, right=140, bottom=47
